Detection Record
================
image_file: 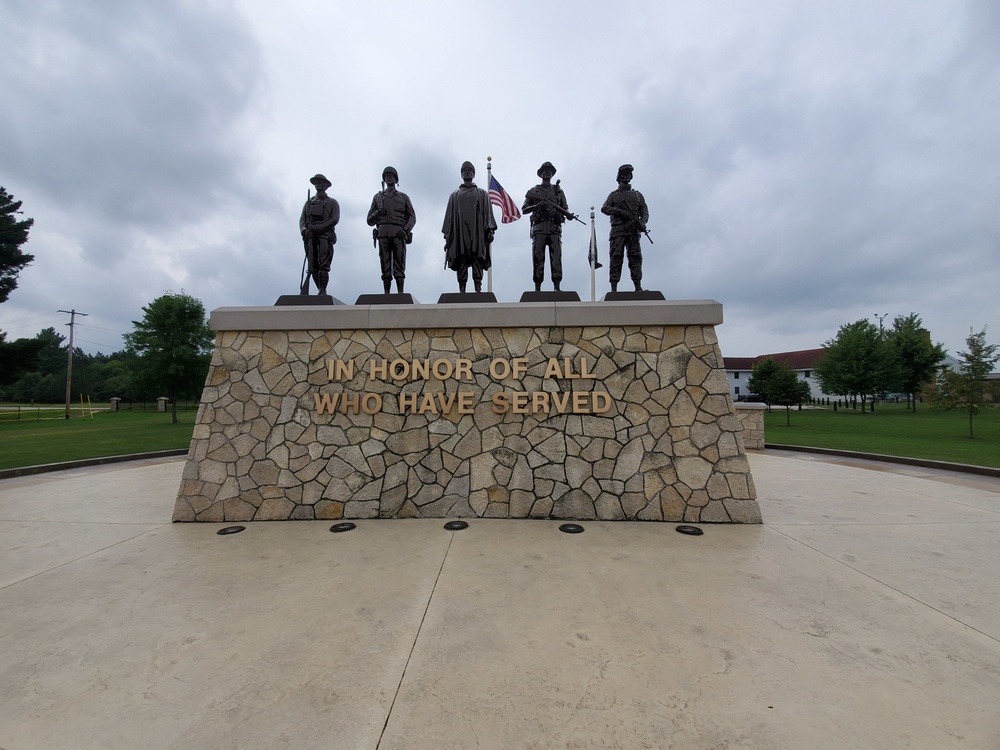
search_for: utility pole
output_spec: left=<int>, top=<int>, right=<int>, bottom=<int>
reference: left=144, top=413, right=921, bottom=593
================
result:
left=58, top=309, right=88, bottom=419
left=874, top=312, right=888, bottom=334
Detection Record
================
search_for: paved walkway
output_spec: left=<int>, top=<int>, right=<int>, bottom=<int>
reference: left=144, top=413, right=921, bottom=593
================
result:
left=1, top=451, right=998, bottom=749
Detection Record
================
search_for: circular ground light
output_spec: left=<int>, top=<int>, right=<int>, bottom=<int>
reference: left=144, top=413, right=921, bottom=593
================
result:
left=330, top=522, right=357, bottom=533
left=217, top=525, right=246, bottom=535
left=559, top=523, right=585, bottom=534
left=444, top=520, right=469, bottom=531
left=675, top=525, right=704, bottom=536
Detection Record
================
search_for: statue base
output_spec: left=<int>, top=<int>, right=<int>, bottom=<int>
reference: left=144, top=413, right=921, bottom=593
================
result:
left=274, top=294, right=344, bottom=306
left=355, top=293, right=419, bottom=305
left=603, top=290, right=666, bottom=301
left=438, top=292, right=498, bottom=304
left=519, top=290, right=582, bottom=302
left=174, top=300, right=762, bottom=525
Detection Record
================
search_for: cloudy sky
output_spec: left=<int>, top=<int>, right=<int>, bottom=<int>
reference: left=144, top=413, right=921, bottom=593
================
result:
left=2, top=0, right=998, bottom=359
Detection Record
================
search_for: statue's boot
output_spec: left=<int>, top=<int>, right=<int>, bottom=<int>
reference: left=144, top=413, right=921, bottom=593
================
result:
left=634, top=283, right=643, bottom=292
left=611, top=283, right=618, bottom=292
left=554, top=281, right=561, bottom=292
left=459, top=282, right=467, bottom=293
left=474, top=282, right=482, bottom=293
left=534, top=283, right=541, bottom=292
left=383, top=281, right=392, bottom=294
left=397, top=280, right=404, bottom=294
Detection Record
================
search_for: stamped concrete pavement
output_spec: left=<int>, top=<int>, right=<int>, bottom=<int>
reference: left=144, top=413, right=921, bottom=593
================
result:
left=0, top=451, right=998, bottom=749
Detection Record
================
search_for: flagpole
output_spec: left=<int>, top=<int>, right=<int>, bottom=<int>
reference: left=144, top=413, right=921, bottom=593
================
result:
left=486, top=156, right=493, bottom=294
left=590, top=207, right=597, bottom=302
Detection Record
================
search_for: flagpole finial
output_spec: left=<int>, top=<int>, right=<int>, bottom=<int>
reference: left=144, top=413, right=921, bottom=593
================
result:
left=487, top=155, right=492, bottom=162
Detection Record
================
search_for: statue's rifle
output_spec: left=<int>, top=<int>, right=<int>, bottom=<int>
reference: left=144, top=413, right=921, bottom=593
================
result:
left=373, top=180, right=385, bottom=248
left=620, top=201, right=653, bottom=244
left=300, top=189, right=312, bottom=294
left=530, top=180, right=586, bottom=225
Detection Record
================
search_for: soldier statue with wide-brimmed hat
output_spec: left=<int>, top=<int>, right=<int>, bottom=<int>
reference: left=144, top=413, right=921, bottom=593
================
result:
left=298, top=173, right=340, bottom=296
left=522, top=161, right=580, bottom=292
left=366, top=166, right=416, bottom=294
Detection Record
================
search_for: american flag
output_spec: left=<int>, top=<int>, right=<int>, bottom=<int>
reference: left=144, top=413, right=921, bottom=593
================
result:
left=488, top=174, right=521, bottom=224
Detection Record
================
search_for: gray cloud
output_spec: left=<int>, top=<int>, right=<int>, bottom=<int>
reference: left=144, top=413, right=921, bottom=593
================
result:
left=1, top=0, right=997, bottom=361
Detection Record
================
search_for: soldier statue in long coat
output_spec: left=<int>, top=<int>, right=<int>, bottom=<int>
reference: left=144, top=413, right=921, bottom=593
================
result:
left=442, top=161, right=497, bottom=293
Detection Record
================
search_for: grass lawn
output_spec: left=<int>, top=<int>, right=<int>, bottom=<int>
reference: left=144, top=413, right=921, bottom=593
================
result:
left=0, top=410, right=194, bottom=470
left=2, top=401, right=998, bottom=472
left=764, top=402, right=1000, bottom=468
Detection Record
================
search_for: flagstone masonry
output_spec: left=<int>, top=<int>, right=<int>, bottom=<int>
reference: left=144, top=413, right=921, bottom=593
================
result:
left=173, top=302, right=761, bottom=524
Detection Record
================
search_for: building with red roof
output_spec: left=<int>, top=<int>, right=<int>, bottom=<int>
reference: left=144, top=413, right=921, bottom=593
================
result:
left=723, top=349, right=827, bottom=401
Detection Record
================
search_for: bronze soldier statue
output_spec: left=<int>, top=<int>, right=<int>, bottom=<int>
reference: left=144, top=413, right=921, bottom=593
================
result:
left=600, top=164, right=649, bottom=292
left=366, top=166, right=416, bottom=294
left=522, top=161, right=580, bottom=292
left=299, top=174, right=340, bottom=295
left=442, top=161, right=497, bottom=293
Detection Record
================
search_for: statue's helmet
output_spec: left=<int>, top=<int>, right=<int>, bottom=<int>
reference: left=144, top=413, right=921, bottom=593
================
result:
left=461, top=161, right=476, bottom=176
left=382, top=166, right=398, bottom=183
left=537, top=161, right=557, bottom=177
left=309, top=173, right=332, bottom=189
left=616, top=164, right=634, bottom=180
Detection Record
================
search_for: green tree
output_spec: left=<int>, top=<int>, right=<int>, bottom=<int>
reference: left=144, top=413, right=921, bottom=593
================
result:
left=885, top=313, right=946, bottom=411
left=748, top=356, right=811, bottom=425
left=3, top=328, right=67, bottom=401
left=85, top=351, right=141, bottom=401
left=123, top=292, right=213, bottom=423
left=747, top=357, right=781, bottom=408
left=0, top=333, right=46, bottom=393
left=814, top=319, right=888, bottom=412
left=0, top=186, right=34, bottom=304
left=931, top=327, right=999, bottom=439
left=0, top=187, right=37, bottom=394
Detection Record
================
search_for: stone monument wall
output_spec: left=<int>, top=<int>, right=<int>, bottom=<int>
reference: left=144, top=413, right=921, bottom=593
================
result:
left=173, top=301, right=761, bottom=523
left=733, top=403, right=766, bottom=450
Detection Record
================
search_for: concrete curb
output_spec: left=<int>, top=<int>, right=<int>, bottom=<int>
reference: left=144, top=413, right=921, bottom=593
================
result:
left=765, top=443, right=1000, bottom=478
left=0, top=449, right=189, bottom=480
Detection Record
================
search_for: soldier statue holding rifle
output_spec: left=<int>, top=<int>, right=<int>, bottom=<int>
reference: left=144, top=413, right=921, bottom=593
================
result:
left=600, top=163, right=650, bottom=293
left=367, top=166, right=416, bottom=295
left=521, top=161, right=583, bottom=292
left=299, top=173, right=340, bottom=296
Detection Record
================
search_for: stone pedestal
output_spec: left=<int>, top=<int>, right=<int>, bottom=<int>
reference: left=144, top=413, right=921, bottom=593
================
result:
left=174, top=300, right=761, bottom=524
left=274, top=294, right=344, bottom=306
left=519, top=290, right=582, bottom=302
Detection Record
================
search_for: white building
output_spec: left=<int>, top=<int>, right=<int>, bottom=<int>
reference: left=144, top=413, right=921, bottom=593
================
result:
left=723, top=349, right=828, bottom=402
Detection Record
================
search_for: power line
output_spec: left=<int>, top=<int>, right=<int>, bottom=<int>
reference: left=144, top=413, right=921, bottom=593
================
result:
left=0, top=312, right=65, bottom=325
left=75, top=337, right=121, bottom=351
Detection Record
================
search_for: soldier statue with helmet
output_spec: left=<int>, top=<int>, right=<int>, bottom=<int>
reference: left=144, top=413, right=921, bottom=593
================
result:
left=600, top=163, right=649, bottom=292
left=366, top=166, right=416, bottom=294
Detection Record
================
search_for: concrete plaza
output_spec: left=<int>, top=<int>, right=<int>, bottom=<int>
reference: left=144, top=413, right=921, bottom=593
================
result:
left=1, top=451, right=998, bottom=749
